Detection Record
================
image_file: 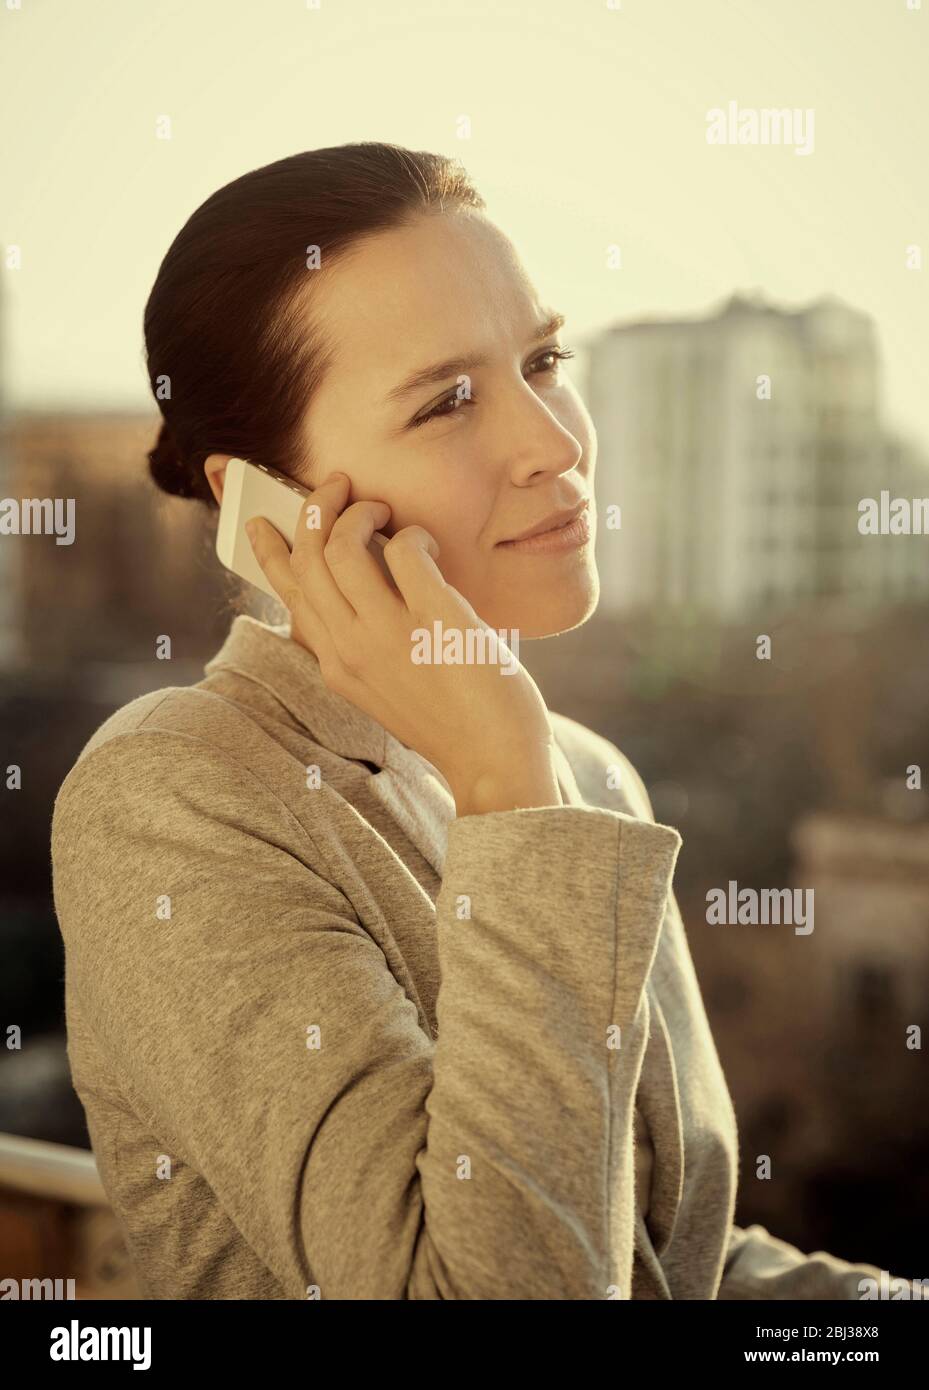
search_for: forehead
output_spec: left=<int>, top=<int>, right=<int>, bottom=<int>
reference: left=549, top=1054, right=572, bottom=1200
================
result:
left=309, top=210, right=544, bottom=388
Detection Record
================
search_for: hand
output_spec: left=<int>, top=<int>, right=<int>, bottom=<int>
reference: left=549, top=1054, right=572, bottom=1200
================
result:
left=246, top=473, right=563, bottom=815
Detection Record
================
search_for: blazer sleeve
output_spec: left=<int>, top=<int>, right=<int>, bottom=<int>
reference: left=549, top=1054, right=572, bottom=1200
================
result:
left=719, top=1222, right=918, bottom=1300
left=51, top=728, right=682, bottom=1301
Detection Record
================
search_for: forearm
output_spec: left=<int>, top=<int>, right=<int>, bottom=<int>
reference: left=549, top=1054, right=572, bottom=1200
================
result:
left=719, top=1222, right=912, bottom=1301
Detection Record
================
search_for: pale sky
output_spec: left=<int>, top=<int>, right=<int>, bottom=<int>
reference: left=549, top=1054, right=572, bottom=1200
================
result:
left=2, top=0, right=927, bottom=450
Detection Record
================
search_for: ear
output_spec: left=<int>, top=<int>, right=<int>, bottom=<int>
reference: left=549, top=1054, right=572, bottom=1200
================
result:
left=204, top=453, right=235, bottom=507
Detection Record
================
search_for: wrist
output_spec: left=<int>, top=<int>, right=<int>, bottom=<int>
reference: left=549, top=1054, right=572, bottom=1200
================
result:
left=449, top=762, right=563, bottom=817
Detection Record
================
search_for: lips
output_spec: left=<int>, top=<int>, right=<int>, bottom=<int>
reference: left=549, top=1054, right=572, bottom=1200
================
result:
left=497, top=498, right=589, bottom=545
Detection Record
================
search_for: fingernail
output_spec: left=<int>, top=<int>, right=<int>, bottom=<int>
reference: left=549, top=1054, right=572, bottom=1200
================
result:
left=245, top=519, right=257, bottom=544
left=324, top=471, right=348, bottom=485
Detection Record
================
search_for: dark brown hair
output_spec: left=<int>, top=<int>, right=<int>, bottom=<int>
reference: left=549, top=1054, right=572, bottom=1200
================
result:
left=144, top=143, right=485, bottom=504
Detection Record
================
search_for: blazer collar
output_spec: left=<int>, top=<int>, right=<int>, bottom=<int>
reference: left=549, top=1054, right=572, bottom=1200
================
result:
left=202, top=614, right=585, bottom=877
left=204, top=614, right=393, bottom=766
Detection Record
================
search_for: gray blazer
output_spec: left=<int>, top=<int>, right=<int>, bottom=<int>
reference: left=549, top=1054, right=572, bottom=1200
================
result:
left=50, top=615, right=893, bottom=1299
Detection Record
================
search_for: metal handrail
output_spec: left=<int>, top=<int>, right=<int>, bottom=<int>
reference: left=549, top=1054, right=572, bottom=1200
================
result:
left=0, top=1131, right=107, bottom=1206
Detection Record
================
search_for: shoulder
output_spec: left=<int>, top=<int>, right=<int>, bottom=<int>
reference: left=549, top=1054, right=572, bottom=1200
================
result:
left=52, top=682, right=304, bottom=852
left=549, top=710, right=656, bottom=822
left=49, top=681, right=345, bottom=944
left=70, top=677, right=280, bottom=765
left=57, top=684, right=255, bottom=790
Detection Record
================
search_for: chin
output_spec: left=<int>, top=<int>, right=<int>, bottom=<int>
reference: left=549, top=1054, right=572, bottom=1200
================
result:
left=477, top=569, right=600, bottom=640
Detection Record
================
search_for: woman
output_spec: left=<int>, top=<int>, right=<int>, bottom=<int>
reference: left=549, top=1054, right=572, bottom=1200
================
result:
left=51, top=143, right=900, bottom=1300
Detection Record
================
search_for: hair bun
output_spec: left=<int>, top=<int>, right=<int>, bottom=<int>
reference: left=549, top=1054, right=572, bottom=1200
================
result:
left=147, top=420, right=210, bottom=501
left=147, top=420, right=183, bottom=494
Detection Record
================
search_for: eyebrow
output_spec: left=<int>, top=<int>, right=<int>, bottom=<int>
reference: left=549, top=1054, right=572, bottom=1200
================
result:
left=383, top=310, right=566, bottom=407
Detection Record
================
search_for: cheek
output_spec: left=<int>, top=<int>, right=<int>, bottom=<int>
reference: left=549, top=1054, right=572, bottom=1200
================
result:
left=379, top=469, right=487, bottom=549
left=421, top=502, right=487, bottom=582
left=416, top=501, right=491, bottom=595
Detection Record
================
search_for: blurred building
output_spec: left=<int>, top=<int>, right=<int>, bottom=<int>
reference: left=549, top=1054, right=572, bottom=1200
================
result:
left=0, top=412, right=245, bottom=1073
left=699, top=807, right=929, bottom=1137
left=3, top=411, right=238, bottom=676
left=790, top=810, right=929, bottom=1029
left=0, top=285, right=23, bottom=670
left=587, top=293, right=929, bottom=617
left=687, top=806, right=929, bottom=1264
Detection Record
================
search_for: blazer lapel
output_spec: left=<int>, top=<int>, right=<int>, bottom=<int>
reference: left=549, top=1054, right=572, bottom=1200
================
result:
left=365, top=742, right=456, bottom=879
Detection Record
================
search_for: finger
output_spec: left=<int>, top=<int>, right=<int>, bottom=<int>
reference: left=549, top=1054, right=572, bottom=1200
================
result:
left=285, top=474, right=359, bottom=627
left=245, top=516, right=307, bottom=612
left=321, top=499, right=406, bottom=617
left=246, top=517, right=352, bottom=685
left=247, top=515, right=347, bottom=670
left=380, top=525, right=454, bottom=615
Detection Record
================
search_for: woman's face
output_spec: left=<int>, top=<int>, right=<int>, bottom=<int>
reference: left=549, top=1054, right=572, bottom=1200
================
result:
left=297, top=208, right=599, bottom=640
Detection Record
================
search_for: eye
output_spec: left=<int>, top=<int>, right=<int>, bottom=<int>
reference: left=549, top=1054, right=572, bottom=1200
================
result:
left=529, top=346, right=575, bottom=375
left=410, top=388, right=474, bottom=429
left=408, top=345, right=575, bottom=429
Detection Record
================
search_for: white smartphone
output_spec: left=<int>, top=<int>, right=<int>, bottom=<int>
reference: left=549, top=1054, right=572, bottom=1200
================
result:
left=215, top=456, right=393, bottom=601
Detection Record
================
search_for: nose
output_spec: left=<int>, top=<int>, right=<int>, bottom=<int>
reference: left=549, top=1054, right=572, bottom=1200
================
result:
left=497, top=379, right=584, bottom=487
